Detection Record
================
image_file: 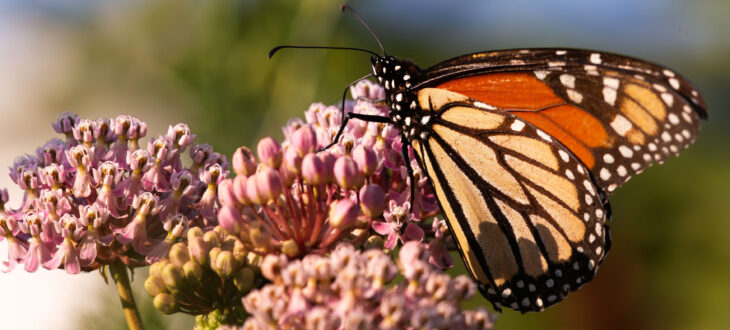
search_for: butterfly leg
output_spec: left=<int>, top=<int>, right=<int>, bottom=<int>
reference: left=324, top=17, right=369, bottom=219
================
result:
left=318, top=112, right=391, bottom=152
left=401, top=137, right=416, bottom=212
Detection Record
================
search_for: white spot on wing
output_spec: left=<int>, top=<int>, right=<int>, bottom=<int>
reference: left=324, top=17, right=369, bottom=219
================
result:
left=560, top=74, right=576, bottom=88
left=619, top=145, right=633, bottom=158
left=536, top=129, right=552, bottom=142
left=610, top=115, right=632, bottom=136
left=603, top=77, right=619, bottom=89
left=473, top=101, right=496, bottom=110
left=534, top=70, right=550, bottom=80
left=567, top=89, right=583, bottom=103
left=668, top=78, right=680, bottom=90
left=510, top=120, right=525, bottom=132
left=603, top=87, right=617, bottom=105
left=661, top=93, right=674, bottom=106
left=558, top=150, right=570, bottom=162
left=556, top=50, right=567, bottom=55
left=590, top=53, right=602, bottom=64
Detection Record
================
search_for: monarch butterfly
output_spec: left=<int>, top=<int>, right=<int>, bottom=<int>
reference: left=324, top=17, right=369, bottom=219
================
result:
left=270, top=6, right=707, bottom=312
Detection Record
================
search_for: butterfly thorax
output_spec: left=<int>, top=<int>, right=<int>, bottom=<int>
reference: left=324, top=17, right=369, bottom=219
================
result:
left=371, top=56, right=428, bottom=140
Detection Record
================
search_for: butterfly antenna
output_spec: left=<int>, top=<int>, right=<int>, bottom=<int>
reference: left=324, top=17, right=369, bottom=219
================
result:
left=340, top=4, right=386, bottom=55
left=268, top=45, right=378, bottom=59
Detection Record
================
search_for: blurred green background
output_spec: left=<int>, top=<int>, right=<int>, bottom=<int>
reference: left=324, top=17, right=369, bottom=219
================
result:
left=0, top=0, right=728, bottom=329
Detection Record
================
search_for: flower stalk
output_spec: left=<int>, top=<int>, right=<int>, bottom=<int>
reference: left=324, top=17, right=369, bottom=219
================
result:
left=110, top=260, right=144, bottom=330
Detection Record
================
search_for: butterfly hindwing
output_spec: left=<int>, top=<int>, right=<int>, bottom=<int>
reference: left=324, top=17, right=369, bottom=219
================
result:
left=410, top=88, right=611, bottom=312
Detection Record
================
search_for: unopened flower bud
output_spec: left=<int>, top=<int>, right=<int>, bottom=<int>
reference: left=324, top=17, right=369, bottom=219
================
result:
left=203, top=229, right=220, bottom=246
left=232, top=175, right=251, bottom=205
left=183, top=260, right=204, bottom=283
left=153, top=293, right=178, bottom=314
left=281, top=239, right=300, bottom=258
left=217, top=178, right=240, bottom=209
left=169, top=242, right=190, bottom=267
left=284, top=147, right=302, bottom=174
left=292, top=125, right=317, bottom=156
left=149, top=260, right=169, bottom=278
left=257, top=137, right=283, bottom=168
left=208, top=247, right=222, bottom=269
left=301, top=154, right=326, bottom=185
left=364, top=235, right=385, bottom=250
left=359, top=184, right=386, bottom=218
left=232, top=239, right=248, bottom=265
left=234, top=266, right=256, bottom=293
left=218, top=205, right=244, bottom=234
left=279, top=163, right=295, bottom=186
left=245, top=175, right=263, bottom=205
left=214, top=250, right=240, bottom=278
left=187, top=227, right=203, bottom=241
left=255, top=168, right=282, bottom=202
left=144, top=274, right=167, bottom=296
left=353, top=145, right=377, bottom=177
left=162, top=263, right=185, bottom=291
left=318, top=152, right=336, bottom=184
left=187, top=236, right=210, bottom=265
left=232, top=146, right=257, bottom=176
left=329, top=199, right=359, bottom=230
left=334, top=156, right=362, bottom=190
left=249, top=221, right=272, bottom=252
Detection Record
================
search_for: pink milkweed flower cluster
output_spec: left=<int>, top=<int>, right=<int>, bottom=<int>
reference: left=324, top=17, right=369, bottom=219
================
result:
left=240, top=242, right=495, bottom=330
left=0, top=112, right=227, bottom=273
left=217, top=80, right=448, bottom=264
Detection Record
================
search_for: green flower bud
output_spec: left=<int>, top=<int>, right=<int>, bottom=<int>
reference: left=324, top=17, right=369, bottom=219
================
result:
left=203, top=230, right=221, bottom=248
left=153, top=293, right=179, bottom=314
left=234, top=266, right=256, bottom=293
left=187, top=226, right=204, bottom=241
left=169, top=242, right=190, bottom=267
left=183, top=260, right=204, bottom=283
left=281, top=239, right=300, bottom=258
left=364, top=235, right=385, bottom=250
left=162, top=263, right=185, bottom=291
left=144, top=275, right=167, bottom=296
left=149, top=260, right=169, bottom=278
left=188, top=236, right=210, bottom=266
left=214, top=250, right=240, bottom=278
left=208, top=247, right=222, bottom=270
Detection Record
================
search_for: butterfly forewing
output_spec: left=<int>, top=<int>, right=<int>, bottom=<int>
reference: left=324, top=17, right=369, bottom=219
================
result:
left=411, top=88, right=610, bottom=312
left=424, top=49, right=706, bottom=193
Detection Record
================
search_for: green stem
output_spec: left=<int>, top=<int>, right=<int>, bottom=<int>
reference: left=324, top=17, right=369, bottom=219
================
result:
left=110, top=261, right=145, bottom=330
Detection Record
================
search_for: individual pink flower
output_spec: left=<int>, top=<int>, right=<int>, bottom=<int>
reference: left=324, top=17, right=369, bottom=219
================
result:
left=93, top=161, right=126, bottom=218
left=166, top=123, right=196, bottom=151
left=196, top=164, right=225, bottom=220
left=145, top=214, right=189, bottom=264
left=427, top=217, right=454, bottom=270
left=72, top=118, right=96, bottom=147
left=66, top=144, right=96, bottom=198
left=0, top=215, right=28, bottom=272
left=38, top=163, right=66, bottom=190
left=45, top=214, right=82, bottom=274
left=36, top=139, right=66, bottom=166
left=158, top=170, right=196, bottom=221
left=19, top=212, right=54, bottom=272
left=372, top=200, right=424, bottom=249
left=142, top=137, right=173, bottom=192
left=35, top=189, right=72, bottom=222
left=117, top=149, right=150, bottom=205
left=51, top=111, right=80, bottom=142
left=77, top=204, right=113, bottom=265
left=116, top=192, right=161, bottom=254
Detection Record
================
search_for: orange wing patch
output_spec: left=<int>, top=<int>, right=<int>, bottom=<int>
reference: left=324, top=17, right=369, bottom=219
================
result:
left=436, top=73, right=608, bottom=170
left=437, top=72, right=564, bottom=110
